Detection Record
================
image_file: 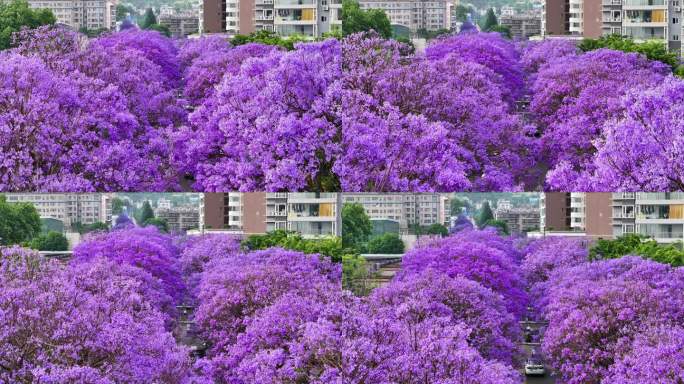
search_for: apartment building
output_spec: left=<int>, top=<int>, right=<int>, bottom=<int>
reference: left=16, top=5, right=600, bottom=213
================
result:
left=341, top=193, right=443, bottom=233
left=28, top=0, right=117, bottom=31
left=501, top=13, right=542, bottom=39
left=494, top=207, right=540, bottom=234
left=155, top=206, right=200, bottom=232
left=612, top=192, right=636, bottom=237
left=601, top=0, right=682, bottom=57
left=359, top=0, right=450, bottom=33
left=542, top=0, right=601, bottom=37
left=202, top=0, right=339, bottom=37
left=159, top=12, right=200, bottom=37
left=4, top=193, right=113, bottom=229
left=202, top=193, right=339, bottom=237
left=634, top=192, right=684, bottom=243
left=540, top=192, right=571, bottom=231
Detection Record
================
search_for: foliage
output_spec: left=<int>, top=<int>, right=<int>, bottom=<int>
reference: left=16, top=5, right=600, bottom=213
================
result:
left=0, top=246, right=192, bottom=383
left=341, top=0, right=392, bottom=38
left=72, top=226, right=184, bottom=321
left=0, top=0, right=54, bottom=50
left=450, top=197, right=470, bottom=215
left=29, top=231, right=68, bottom=251
left=139, top=200, right=155, bottom=224
left=147, top=23, right=171, bottom=37
left=342, top=253, right=371, bottom=295
left=0, top=195, right=41, bottom=245
left=242, top=229, right=351, bottom=262
left=341, top=203, right=372, bottom=250
left=367, top=232, right=405, bottom=254
left=116, top=3, right=136, bottom=21
left=477, top=201, right=494, bottom=228
left=140, top=8, right=157, bottom=29
left=590, top=233, right=684, bottom=267
left=231, top=29, right=307, bottom=51
left=540, top=257, right=684, bottom=384
left=488, top=24, right=511, bottom=39
left=424, top=223, right=449, bottom=237
left=400, top=229, right=527, bottom=317
left=579, top=34, right=679, bottom=70
left=482, top=8, right=498, bottom=31
left=73, top=221, right=109, bottom=234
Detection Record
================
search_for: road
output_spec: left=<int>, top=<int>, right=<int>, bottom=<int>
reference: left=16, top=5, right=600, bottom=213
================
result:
left=525, top=374, right=555, bottom=384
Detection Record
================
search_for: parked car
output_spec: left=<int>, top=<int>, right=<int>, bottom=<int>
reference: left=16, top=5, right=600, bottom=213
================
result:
left=524, top=360, right=546, bottom=376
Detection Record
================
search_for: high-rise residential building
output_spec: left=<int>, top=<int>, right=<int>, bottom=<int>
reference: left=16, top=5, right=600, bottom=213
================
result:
left=500, top=13, right=542, bottom=39
left=341, top=193, right=443, bottom=233
left=4, top=193, right=113, bottom=229
left=160, top=12, right=200, bottom=37
left=494, top=206, right=540, bottom=234
left=202, top=0, right=339, bottom=37
left=601, top=0, right=681, bottom=57
left=358, top=0, right=450, bottom=33
left=584, top=192, right=613, bottom=239
left=634, top=192, right=684, bottom=243
left=543, top=0, right=600, bottom=37
left=570, top=192, right=586, bottom=231
left=540, top=192, right=571, bottom=231
left=155, top=206, right=201, bottom=232
left=612, top=192, right=636, bottom=237
left=28, top=0, right=117, bottom=31
left=202, top=193, right=339, bottom=237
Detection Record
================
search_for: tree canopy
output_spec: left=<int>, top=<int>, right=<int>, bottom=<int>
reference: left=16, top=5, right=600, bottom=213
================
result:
left=476, top=201, right=494, bottom=228
left=367, top=232, right=405, bottom=254
left=341, top=0, right=392, bottom=38
left=0, top=195, right=41, bottom=245
left=30, top=231, right=68, bottom=251
left=341, top=203, right=372, bottom=250
left=0, top=0, right=55, bottom=50
left=579, top=34, right=679, bottom=70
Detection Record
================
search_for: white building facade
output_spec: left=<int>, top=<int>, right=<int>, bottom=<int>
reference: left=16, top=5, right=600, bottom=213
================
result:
left=28, top=0, right=117, bottom=31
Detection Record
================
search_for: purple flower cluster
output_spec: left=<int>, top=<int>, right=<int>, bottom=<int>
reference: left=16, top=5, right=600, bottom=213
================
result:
left=3, top=26, right=684, bottom=191
left=531, top=250, right=684, bottom=384
left=0, top=246, right=192, bottom=383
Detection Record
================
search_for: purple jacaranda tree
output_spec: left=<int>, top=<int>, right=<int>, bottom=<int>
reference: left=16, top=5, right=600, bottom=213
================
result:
left=0, top=246, right=192, bottom=383
left=72, top=227, right=185, bottom=322
left=530, top=49, right=670, bottom=190
left=605, top=325, right=684, bottom=384
left=341, top=297, right=522, bottom=383
left=181, top=42, right=277, bottom=105
left=2, top=26, right=183, bottom=191
left=179, top=234, right=242, bottom=297
left=370, top=271, right=522, bottom=365
left=570, top=77, right=684, bottom=191
left=425, top=32, right=525, bottom=103
left=91, top=29, right=181, bottom=85
left=519, top=38, right=579, bottom=75
left=398, top=229, right=527, bottom=317
left=194, top=248, right=341, bottom=356
left=541, top=257, right=684, bottom=384
left=450, top=214, right=474, bottom=233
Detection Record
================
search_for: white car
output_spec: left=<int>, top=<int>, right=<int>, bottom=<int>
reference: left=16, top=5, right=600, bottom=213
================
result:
left=524, top=361, right=546, bottom=376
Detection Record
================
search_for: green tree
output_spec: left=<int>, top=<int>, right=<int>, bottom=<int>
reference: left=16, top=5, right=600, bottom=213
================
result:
left=111, top=197, right=126, bottom=215
left=425, top=223, right=448, bottom=237
left=0, top=0, right=55, bottom=50
left=341, top=0, right=392, bottom=39
left=342, top=254, right=371, bottom=296
left=453, top=4, right=474, bottom=23
left=144, top=217, right=169, bottom=232
left=476, top=201, right=494, bottom=228
left=589, top=234, right=684, bottom=267
left=140, top=7, right=156, bottom=29
left=138, top=201, right=155, bottom=225
left=30, top=231, right=68, bottom=251
left=74, top=221, right=109, bottom=234
left=450, top=197, right=469, bottom=216
left=484, top=219, right=509, bottom=235
left=367, top=233, right=404, bottom=254
left=482, top=8, right=498, bottom=31
left=116, top=3, right=135, bottom=21
left=342, top=203, right=372, bottom=250
left=232, top=30, right=308, bottom=50
left=243, top=229, right=353, bottom=262
left=148, top=23, right=171, bottom=37
left=579, top=34, right=679, bottom=70
left=0, top=195, right=41, bottom=245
